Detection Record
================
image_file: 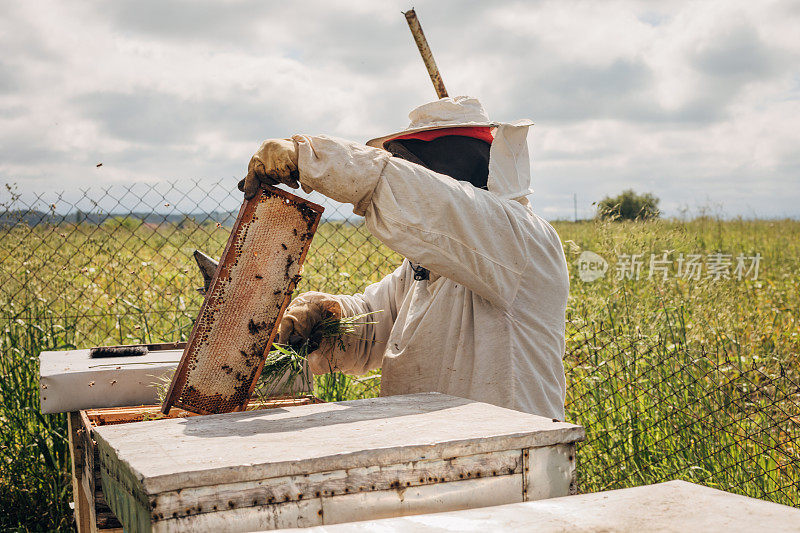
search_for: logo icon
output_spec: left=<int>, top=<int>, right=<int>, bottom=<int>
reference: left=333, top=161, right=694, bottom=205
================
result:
left=577, top=251, right=608, bottom=282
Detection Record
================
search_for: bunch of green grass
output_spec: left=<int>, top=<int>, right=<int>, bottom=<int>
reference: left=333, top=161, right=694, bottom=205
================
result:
left=253, top=311, right=380, bottom=403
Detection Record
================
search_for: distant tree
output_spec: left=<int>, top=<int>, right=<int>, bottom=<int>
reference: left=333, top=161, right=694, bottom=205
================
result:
left=597, top=189, right=660, bottom=220
left=102, top=215, right=143, bottom=230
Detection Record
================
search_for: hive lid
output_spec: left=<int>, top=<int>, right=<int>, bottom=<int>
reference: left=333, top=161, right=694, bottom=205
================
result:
left=94, top=393, right=584, bottom=495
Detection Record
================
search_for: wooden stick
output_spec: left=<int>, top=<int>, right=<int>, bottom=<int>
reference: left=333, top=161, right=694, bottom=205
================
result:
left=404, top=9, right=449, bottom=99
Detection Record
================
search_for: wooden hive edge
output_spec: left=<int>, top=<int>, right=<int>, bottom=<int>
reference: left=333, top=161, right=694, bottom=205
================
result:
left=140, top=448, right=526, bottom=524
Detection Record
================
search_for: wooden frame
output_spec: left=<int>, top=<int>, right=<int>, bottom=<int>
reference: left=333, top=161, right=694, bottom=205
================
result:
left=162, top=185, right=323, bottom=415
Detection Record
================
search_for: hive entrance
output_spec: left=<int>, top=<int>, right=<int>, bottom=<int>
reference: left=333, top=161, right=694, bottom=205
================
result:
left=162, top=186, right=323, bottom=415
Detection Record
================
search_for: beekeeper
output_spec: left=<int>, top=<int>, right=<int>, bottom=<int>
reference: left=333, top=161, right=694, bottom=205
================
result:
left=239, top=96, right=569, bottom=419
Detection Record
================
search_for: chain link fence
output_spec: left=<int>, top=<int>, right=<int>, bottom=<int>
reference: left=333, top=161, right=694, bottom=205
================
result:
left=565, top=316, right=799, bottom=506
left=0, top=180, right=401, bottom=348
left=1, top=179, right=798, bottom=520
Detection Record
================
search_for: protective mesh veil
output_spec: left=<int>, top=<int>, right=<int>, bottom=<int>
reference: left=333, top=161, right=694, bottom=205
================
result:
left=384, top=136, right=491, bottom=190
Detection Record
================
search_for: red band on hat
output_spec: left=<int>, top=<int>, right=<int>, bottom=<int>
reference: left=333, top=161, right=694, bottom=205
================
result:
left=390, top=126, right=494, bottom=145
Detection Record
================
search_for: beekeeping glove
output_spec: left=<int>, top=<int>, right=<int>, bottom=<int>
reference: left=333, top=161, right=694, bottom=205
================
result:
left=238, top=138, right=301, bottom=199
left=277, top=292, right=343, bottom=374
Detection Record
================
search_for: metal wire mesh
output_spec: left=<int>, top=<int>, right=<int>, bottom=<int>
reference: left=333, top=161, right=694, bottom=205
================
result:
left=1, top=179, right=797, bottom=507
left=0, top=180, right=400, bottom=348
left=565, top=316, right=799, bottom=507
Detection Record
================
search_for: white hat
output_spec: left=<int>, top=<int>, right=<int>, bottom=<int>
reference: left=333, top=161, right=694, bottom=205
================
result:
left=366, top=96, right=529, bottom=148
left=367, top=96, right=535, bottom=201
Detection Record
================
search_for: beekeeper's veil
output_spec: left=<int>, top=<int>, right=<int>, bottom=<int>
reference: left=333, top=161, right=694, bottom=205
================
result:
left=367, top=96, right=534, bottom=201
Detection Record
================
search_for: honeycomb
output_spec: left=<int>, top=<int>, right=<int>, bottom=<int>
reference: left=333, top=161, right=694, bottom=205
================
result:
left=162, top=186, right=323, bottom=415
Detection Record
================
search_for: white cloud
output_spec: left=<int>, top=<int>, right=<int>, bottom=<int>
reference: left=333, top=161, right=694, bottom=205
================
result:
left=0, top=0, right=798, bottom=218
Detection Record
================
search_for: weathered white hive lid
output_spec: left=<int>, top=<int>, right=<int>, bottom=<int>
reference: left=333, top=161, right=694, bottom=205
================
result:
left=94, top=392, right=584, bottom=495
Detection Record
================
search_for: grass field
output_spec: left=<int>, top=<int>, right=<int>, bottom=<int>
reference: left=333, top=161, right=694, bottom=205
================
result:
left=1, top=216, right=798, bottom=530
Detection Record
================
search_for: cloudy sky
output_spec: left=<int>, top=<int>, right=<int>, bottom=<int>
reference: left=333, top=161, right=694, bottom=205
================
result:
left=1, top=0, right=798, bottom=219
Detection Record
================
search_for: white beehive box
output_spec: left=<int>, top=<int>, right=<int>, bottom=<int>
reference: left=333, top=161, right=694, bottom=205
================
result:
left=94, top=393, right=584, bottom=532
left=39, top=344, right=183, bottom=414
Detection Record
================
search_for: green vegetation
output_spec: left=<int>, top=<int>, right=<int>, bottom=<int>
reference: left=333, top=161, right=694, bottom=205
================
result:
left=254, top=311, right=380, bottom=402
left=597, top=189, right=661, bottom=220
left=0, top=218, right=397, bottom=531
left=562, top=217, right=798, bottom=503
left=1, top=216, right=798, bottom=530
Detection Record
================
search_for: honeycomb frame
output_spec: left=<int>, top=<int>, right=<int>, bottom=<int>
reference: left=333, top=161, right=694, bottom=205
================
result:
left=161, top=185, right=323, bottom=415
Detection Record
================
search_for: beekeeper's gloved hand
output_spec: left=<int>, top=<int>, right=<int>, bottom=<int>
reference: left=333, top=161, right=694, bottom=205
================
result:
left=238, top=139, right=301, bottom=200
left=277, top=292, right=343, bottom=374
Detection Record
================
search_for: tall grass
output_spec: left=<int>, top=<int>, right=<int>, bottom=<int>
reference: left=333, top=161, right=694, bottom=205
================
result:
left=0, top=303, right=73, bottom=531
left=1, top=217, right=798, bottom=530
left=562, top=217, right=799, bottom=505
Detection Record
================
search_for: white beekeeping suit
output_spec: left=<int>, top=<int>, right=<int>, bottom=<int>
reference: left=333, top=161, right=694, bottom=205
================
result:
left=252, top=97, right=569, bottom=420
